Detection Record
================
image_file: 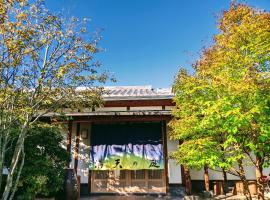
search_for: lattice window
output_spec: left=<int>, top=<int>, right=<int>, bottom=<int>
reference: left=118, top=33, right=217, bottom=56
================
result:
left=148, top=170, right=163, bottom=179
left=120, top=170, right=126, bottom=179
left=95, top=170, right=109, bottom=179
left=131, top=170, right=145, bottom=179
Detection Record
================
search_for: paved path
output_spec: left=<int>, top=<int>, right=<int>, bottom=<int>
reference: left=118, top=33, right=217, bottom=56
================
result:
left=80, top=194, right=270, bottom=200
left=80, top=195, right=184, bottom=200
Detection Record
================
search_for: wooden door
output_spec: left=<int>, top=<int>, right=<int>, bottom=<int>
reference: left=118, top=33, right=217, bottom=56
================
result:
left=91, top=169, right=166, bottom=194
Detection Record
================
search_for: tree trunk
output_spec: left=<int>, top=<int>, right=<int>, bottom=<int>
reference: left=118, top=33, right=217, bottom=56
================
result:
left=241, top=177, right=252, bottom=200
left=0, top=138, right=6, bottom=192
left=222, top=168, right=228, bottom=194
left=238, top=160, right=252, bottom=200
left=184, top=166, right=192, bottom=195
left=9, top=146, right=25, bottom=200
left=204, top=166, right=210, bottom=192
left=2, top=126, right=27, bottom=200
left=255, top=156, right=264, bottom=200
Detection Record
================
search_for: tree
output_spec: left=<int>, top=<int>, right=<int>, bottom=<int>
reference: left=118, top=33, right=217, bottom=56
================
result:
left=0, top=1, right=112, bottom=199
left=170, top=69, right=252, bottom=198
left=6, top=123, right=68, bottom=200
left=170, top=3, right=270, bottom=200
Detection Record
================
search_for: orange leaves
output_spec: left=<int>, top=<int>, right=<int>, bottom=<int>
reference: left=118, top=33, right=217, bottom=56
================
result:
left=219, top=3, right=253, bottom=33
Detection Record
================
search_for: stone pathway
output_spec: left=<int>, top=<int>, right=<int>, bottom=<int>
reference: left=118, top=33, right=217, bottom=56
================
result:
left=80, top=194, right=270, bottom=200
left=80, top=195, right=184, bottom=200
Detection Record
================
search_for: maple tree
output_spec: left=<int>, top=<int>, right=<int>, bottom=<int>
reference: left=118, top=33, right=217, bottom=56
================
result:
left=171, top=3, right=270, bottom=200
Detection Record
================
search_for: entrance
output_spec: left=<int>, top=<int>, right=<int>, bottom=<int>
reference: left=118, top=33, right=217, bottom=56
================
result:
left=91, top=169, right=166, bottom=193
left=89, top=122, right=167, bottom=194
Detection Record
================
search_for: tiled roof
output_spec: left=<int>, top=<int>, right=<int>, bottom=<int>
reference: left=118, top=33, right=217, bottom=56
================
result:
left=75, top=85, right=173, bottom=100
left=103, top=85, right=173, bottom=100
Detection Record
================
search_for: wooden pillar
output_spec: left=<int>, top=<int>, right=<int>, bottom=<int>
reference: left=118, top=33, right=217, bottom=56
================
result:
left=77, top=175, right=81, bottom=199
left=88, top=170, right=92, bottom=193
left=88, top=123, right=92, bottom=193
left=74, top=122, right=80, bottom=174
left=162, top=120, right=169, bottom=193
left=67, top=120, right=73, bottom=168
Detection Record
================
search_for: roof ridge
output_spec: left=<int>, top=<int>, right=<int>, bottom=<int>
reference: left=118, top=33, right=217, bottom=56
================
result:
left=104, top=85, right=153, bottom=90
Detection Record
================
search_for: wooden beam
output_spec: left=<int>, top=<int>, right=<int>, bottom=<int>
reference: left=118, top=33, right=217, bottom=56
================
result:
left=73, top=115, right=172, bottom=123
left=104, top=99, right=174, bottom=107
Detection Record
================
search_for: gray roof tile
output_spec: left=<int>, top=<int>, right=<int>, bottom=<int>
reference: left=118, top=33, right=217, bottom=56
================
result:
left=75, top=85, right=173, bottom=100
left=103, top=85, right=173, bottom=100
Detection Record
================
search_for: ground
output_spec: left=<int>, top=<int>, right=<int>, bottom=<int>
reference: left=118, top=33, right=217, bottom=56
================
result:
left=79, top=194, right=270, bottom=200
left=80, top=196, right=183, bottom=200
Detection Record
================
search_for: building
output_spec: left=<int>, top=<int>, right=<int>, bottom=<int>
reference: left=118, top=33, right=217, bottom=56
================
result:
left=57, top=85, right=267, bottom=196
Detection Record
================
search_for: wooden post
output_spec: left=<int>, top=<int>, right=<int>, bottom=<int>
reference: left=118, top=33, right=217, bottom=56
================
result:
left=214, top=181, right=224, bottom=195
left=88, top=123, right=92, bottom=193
left=204, top=166, right=210, bottom=192
left=88, top=169, right=92, bottom=193
left=162, top=120, right=169, bottom=194
left=67, top=120, right=73, bottom=168
left=77, top=175, right=81, bottom=198
left=74, top=123, right=80, bottom=174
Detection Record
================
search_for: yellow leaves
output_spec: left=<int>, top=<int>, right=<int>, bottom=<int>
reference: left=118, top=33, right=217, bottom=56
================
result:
left=85, top=44, right=97, bottom=53
left=19, top=0, right=28, bottom=7
left=23, top=47, right=32, bottom=54
left=16, top=12, right=28, bottom=20
left=219, top=3, right=253, bottom=33
left=56, top=66, right=68, bottom=79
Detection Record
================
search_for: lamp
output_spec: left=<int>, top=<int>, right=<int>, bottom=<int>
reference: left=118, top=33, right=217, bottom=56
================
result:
left=81, top=129, right=88, bottom=139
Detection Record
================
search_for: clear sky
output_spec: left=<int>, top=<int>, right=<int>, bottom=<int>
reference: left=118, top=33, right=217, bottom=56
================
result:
left=46, top=0, right=270, bottom=88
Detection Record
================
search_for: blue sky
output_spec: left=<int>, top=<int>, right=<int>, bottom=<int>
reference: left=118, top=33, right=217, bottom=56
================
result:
left=46, top=0, right=270, bottom=88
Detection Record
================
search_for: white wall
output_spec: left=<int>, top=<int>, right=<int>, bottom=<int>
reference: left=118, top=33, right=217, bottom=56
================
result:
left=130, top=106, right=162, bottom=111
left=190, top=159, right=270, bottom=181
left=77, top=123, right=91, bottom=184
left=70, top=122, right=91, bottom=184
left=167, top=135, right=182, bottom=184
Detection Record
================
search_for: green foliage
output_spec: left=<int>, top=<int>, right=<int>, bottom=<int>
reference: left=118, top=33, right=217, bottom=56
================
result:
left=14, top=124, right=68, bottom=200
left=170, top=2, right=270, bottom=176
